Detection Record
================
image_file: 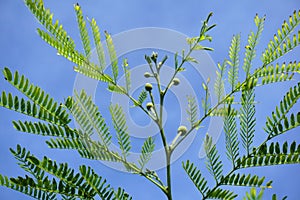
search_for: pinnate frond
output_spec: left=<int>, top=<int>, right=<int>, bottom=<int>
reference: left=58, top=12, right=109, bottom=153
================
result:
left=261, top=10, right=300, bottom=65
left=134, top=89, right=148, bottom=106
left=243, top=187, right=264, bottom=200
left=264, top=82, right=300, bottom=138
left=186, top=95, right=198, bottom=128
left=253, top=62, right=299, bottom=85
left=228, top=34, right=241, bottom=91
left=110, top=104, right=131, bottom=160
left=24, top=0, right=75, bottom=49
left=209, top=106, right=238, bottom=117
left=240, top=88, right=256, bottom=155
left=221, top=173, right=272, bottom=188
left=138, top=137, right=155, bottom=170
left=37, top=28, right=92, bottom=70
left=66, top=90, right=111, bottom=147
left=204, top=134, right=223, bottom=183
left=238, top=141, right=300, bottom=168
left=12, top=121, right=77, bottom=138
left=182, top=160, right=209, bottom=197
left=206, top=188, right=237, bottom=200
left=89, top=18, right=106, bottom=71
left=214, top=61, right=226, bottom=102
left=74, top=4, right=91, bottom=57
left=243, top=15, right=265, bottom=76
left=79, top=165, right=114, bottom=199
left=114, top=187, right=133, bottom=200
left=2, top=68, right=70, bottom=125
left=122, top=58, right=131, bottom=93
left=105, top=31, right=119, bottom=83
left=224, top=106, right=239, bottom=167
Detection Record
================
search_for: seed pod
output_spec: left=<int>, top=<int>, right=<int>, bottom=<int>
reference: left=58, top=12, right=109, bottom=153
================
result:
left=144, top=72, right=152, bottom=78
left=145, top=83, right=153, bottom=92
left=172, top=78, right=180, bottom=86
left=146, top=102, right=153, bottom=110
left=177, top=125, right=187, bottom=136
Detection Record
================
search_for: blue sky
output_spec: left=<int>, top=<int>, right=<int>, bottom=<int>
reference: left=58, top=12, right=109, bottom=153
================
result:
left=0, top=0, right=300, bottom=199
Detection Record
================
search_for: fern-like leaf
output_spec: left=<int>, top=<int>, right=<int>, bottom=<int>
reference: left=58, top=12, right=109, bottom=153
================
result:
left=238, top=141, right=300, bottom=168
left=186, top=95, right=198, bottom=128
left=74, top=3, right=91, bottom=57
left=243, top=15, right=265, bottom=77
left=134, top=90, right=148, bottom=106
left=240, top=88, right=256, bottom=155
left=253, top=62, right=299, bottom=85
left=114, top=187, right=133, bottom=200
left=138, top=137, right=155, bottom=170
left=105, top=31, right=119, bottom=83
left=209, top=106, right=238, bottom=117
left=243, top=187, right=264, bottom=200
left=228, top=34, right=241, bottom=91
left=224, top=106, right=239, bottom=167
left=110, top=104, right=131, bottom=160
left=12, top=120, right=77, bottom=138
left=271, top=112, right=300, bottom=136
left=2, top=68, right=71, bottom=125
left=264, top=82, right=300, bottom=138
left=182, top=160, right=209, bottom=197
left=206, top=188, right=237, bottom=200
left=24, top=0, right=75, bottom=49
left=262, top=10, right=300, bottom=65
left=26, top=155, right=96, bottom=198
left=204, top=134, right=223, bottom=183
left=214, top=61, right=226, bottom=102
left=221, top=173, right=272, bottom=188
left=79, top=165, right=114, bottom=199
left=122, top=58, right=131, bottom=93
left=89, top=18, right=106, bottom=71
left=66, top=91, right=111, bottom=147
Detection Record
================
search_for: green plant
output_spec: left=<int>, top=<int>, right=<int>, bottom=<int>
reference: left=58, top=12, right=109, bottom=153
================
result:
left=0, top=0, right=300, bottom=199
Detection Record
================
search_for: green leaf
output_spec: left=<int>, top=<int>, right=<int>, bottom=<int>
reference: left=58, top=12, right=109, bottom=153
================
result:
left=243, top=15, right=265, bottom=77
left=110, top=104, right=131, bottom=160
left=74, top=3, right=91, bottom=57
left=228, top=34, right=241, bottom=91
left=261, top=10, right=300, bottom=65
left=204, top=134, right=223, bottom=183
left=186, top=95, right=198, bottom=128
left=105, top=31, right=119, bottom=82
left=134, top=90, right=147, bottom=106
left=89, top=18, right=106, bottom=71
left=182, top=160, right=209, bottom=197
left=1, top=68, right=71, bottom=125
left=122, top=58, right=131, bottom=93
left=264, top=82, right=300, bottom=138
left=79, top=165, right=114, bottom=199
left=224, top=106, right=239, bottom=167
left=138, top=137, right=155, bottom=170
left=222, top=173, right=269, bottom=188
left=240, top=88, right=256, bottom=155
left=214, top=61, right=226, bottom=102
left=67, top=90, right=111, bottom=147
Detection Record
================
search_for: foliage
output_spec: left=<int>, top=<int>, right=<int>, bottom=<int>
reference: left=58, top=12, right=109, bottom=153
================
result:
left=0, top=1, right=299, bottom=199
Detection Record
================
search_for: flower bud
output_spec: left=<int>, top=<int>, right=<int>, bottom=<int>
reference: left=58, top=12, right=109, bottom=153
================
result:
left=172, top=78, right=180, bottom=86
left=145, top=83, right=153, bottom=92
left=146, top=102, right=153, bottom=110
left=144, top=72, right=152, bottom=78
left=177, top=125, right=187, bottom=136
left=151, top=52, right=158, bottom=63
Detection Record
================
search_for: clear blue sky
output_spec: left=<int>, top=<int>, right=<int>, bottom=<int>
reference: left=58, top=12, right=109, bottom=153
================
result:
left=0, top=0, right=300, bottom=199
